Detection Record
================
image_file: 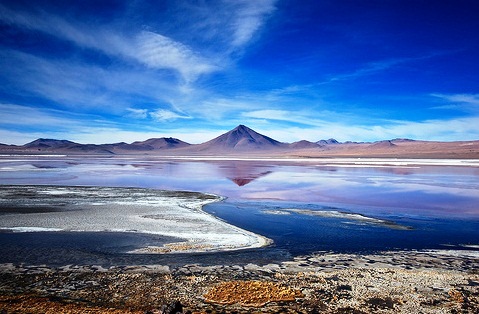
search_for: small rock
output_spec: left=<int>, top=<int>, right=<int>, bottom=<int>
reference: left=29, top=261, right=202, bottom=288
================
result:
left=160, top=300, right=183, bottom=314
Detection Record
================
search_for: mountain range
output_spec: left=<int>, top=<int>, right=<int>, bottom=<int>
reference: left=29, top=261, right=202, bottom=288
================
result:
left=1, top=125, right=478, bottom=158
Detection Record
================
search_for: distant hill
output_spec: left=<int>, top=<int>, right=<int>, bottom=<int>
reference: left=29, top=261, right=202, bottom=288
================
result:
left=0, top=125, right=478, bottom=158
left=23, top=138, right=78, bottom=149
left=317, top=138, right=339, bottom=145
left=289, top=140, right=320, bottom=149
left=130, top=138, right=191, bottom=150
left=11, top=137, right=189, bottom=154
left=391, top=138, right=416, bottom=143
left=369, top=140, right=397, bottom=148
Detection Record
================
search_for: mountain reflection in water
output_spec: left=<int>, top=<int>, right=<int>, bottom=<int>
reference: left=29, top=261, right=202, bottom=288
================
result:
left=1, top=156, right=478, bottom=219
left=1, top=156, right=479, bottom=258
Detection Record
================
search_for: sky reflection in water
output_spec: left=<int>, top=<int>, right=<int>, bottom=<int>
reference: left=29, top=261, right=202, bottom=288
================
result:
left=1, top=156, right=479, bottom=255
left=1, top=157, right=478, bottom=219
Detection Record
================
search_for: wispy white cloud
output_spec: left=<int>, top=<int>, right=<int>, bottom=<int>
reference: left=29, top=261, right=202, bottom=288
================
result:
left=126, top=108, right=149, bottom=119
left=170, top=0, right=277, bottom=51
left=1, top=48, right=259, bottom=124
left=0, top=1, right=277, bottom=83
left=0, top=49, right=184, bottom=112
left=242, top=108, right=358, bottom=128
left=0, top=4, right=122, bottom=57
left=324, top=52, right=453, bottom=84
left=326, top=59, right=404, bottom=82
left=0, top=103, right=89, bottom=129
left=135, top=31, right=218, bottom=82
left=126, top=107, right=193, bottom=122
left=435, top=93, right=479, bottom=105
left=430, top=94, right=479, bottom=116
left=150, top=109, right=191, bottom=122
left=228, top=0, right=277, bottom=48
left=0, top=4, right=217, bottom=83
left=190, top=97, right=261, bottom=120
left=0, top=1, right=279, bottom=123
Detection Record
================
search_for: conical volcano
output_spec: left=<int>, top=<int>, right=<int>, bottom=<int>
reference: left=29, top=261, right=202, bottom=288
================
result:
left=196, top=125, right=286, bottom=151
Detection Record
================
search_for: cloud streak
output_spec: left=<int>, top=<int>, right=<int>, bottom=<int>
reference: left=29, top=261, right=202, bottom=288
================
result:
left=432, top=93, right=479, bottom=109
left=0, top=4, right=217, bottom=83
left=150, top=109, right=191, bottom=122
left=136, top=31, right=218, bottom=82
left=0, top=1, right=277, bottom=82
left=0, top=1, right=279, bottom=119
left=0, top=49, right=186, bottom=113
left=323, top=52, right=453, bottom=84
left=228, top=0, right=277, bottom=48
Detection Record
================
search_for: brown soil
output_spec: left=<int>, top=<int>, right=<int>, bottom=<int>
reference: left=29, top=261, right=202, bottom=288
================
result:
left=0, top=295, right=143, bottom=313
left=203, top=280, right=304, bottom=306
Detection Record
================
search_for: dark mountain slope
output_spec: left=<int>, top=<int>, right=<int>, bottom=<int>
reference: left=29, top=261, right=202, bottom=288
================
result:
left=193, top=125, right=287, bottom=152
left=131, top=137, right=190, bottom=150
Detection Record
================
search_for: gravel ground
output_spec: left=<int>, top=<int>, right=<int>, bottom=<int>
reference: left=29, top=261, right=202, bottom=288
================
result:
left=1, top=250, right=478, bottom=313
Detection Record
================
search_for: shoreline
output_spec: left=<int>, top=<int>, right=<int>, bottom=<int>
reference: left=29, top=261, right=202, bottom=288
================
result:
left=2, top=154, right=479, bottom=165
left=143, top=156, right=479, bottom=166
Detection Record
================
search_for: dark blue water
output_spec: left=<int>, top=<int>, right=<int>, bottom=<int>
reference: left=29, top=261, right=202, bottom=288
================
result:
left=205, top=200, right=479, bottom=255
left=0, top=231, right=291, bottom=267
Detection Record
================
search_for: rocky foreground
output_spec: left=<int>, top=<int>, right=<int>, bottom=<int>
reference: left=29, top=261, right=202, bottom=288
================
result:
left=1, top=250, right=478, bottom=313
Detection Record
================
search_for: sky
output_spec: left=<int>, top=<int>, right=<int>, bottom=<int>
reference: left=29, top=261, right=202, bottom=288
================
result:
left=1, top=0, right=479, bottom=145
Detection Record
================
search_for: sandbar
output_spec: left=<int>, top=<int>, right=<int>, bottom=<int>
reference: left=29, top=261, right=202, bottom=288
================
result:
left=0, top=185, right=270, bottom=253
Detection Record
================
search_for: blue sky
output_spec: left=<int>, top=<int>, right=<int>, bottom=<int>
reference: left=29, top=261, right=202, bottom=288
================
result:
left=1, top=0, right=479, bottom=144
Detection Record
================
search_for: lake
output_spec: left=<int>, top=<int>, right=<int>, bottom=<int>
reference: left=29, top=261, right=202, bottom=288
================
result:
left=1, top=155, right=478, bottom=265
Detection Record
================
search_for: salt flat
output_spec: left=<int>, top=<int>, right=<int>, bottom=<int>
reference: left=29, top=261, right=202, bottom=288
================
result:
left=0, top=185, right=269, bottom=253
left=143, top=156, right=479, bottom=167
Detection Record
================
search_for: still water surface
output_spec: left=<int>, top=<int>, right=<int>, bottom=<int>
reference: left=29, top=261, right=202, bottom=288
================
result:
left=1, top=156, right=479, bottom=263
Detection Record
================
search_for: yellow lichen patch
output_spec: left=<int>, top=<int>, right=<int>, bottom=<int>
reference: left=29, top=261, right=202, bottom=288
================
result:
left=448, top=289, right=464, bottom=303
left=203, top=280, right=304, bottom=307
